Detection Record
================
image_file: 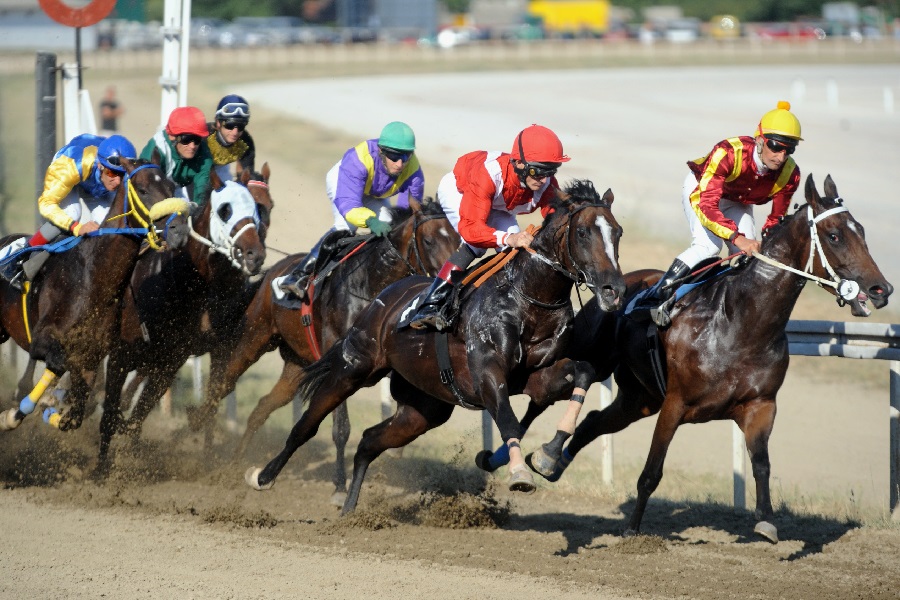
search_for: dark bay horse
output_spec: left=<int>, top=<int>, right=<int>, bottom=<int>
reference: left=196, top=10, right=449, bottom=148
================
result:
left=526, top=174, right=892, bottom=543
left=0, top=159, right=191, bottom=432
left=244, top=180, right=627, bottom=514
left=95, top=168, right=269, bottom=473
left=186, top=198, right=459, bottom=504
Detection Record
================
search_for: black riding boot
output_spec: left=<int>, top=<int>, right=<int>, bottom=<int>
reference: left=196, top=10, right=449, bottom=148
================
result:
left=409, top=277, right=456, bottom=331
left=649, top=258, right=692, bottom=327
left=280, top=252, right=318, bottom=302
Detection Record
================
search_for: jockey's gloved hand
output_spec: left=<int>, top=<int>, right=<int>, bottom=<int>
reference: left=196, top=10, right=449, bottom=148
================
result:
left=365, top=216, right=391, bottom=237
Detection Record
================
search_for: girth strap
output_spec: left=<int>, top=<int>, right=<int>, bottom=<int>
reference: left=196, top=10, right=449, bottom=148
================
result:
left=435, top=331, right=480, bottom=410
left=645, top=323, right=667, bottom=397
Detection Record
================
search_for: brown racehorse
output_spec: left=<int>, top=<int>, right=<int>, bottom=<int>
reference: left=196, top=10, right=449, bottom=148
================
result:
left=244, top=180, right=627, bottom=514
left=94, top=168, right=270, bottom=475
left=9, top=165, right=275, bottom=428
left=0, top=159, right=191, bottom=433
left=526, top=174, right=892, bottom=543
left=186, top=198, right=460, bottom=504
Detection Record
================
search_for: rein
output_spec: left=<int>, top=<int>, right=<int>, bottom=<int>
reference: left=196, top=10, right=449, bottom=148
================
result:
left=751, top=204, right=860, bottom=302
left=103, top=164, right=187, bottom=248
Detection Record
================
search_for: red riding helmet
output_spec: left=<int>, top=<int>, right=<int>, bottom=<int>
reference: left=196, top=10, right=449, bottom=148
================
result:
left=510, top=125, right=570, bottom=164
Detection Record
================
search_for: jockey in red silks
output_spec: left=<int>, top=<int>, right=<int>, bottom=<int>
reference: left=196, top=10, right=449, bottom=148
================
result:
left=409, top=124, right=570, bottom=331
left=280, top=121, right=425, bottom=302
left=647, top=101, right=803, bottom=327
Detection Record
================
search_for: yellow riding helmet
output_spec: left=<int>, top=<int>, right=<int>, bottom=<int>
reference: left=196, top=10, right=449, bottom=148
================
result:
left=755, top=100, right=803, bottom=141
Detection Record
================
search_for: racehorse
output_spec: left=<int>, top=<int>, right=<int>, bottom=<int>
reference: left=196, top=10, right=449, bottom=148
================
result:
left=186, top=198, right=460, bottom=504
left=94, top=168, right=269, bottom=474
left=11, top=164, right=275, bottom=411
left=0, top=159, right=191, bottom=433
left=244, top=180, right=627, bottom=514
left=525, top=174, right=892, bottom=543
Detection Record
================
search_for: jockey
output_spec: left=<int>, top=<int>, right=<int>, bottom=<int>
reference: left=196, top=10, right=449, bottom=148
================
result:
left=280, top=121, right=425, bottom=301
left=647, top=100, right=803, bottom=327
left=207, top=94, right=256, bottom=182
left=0, top=133, right=137, bottom=290
left=140, top=105, right=214, bottom=205
left=409, top=124, right=569, bottom=331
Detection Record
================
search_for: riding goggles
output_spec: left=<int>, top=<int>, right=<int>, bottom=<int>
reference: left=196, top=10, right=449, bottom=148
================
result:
left=380, top=147, right=411, bottom=163
left=221, top=121, right=245, bottom=131
left=216, top=102, right=250, bottom=119
left=104, top=154, right=133, bottom=173
left=175, top=133, right=203, bottom=146
left=523, top=162, right=559, bottom=179
left=764, top=137, right=796, bottom=155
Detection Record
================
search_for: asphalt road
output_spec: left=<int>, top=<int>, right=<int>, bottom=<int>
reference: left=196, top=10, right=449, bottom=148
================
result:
left=244, top=63, right=900, bottom=290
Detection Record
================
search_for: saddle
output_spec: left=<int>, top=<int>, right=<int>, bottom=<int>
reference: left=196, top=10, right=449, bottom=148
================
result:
left=625, top=257, right=735, bottom=323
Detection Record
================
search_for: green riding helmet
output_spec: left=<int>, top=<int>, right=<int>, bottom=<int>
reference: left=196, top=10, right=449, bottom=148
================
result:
left=378, top=121, right=416, bottom=152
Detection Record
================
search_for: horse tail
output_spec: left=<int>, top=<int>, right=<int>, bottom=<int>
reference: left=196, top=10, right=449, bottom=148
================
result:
left=296, top=342, right=342, bottom=401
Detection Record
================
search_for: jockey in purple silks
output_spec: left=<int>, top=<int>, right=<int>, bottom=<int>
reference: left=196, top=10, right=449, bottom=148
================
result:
left=280, top=121, right=424, bottom=302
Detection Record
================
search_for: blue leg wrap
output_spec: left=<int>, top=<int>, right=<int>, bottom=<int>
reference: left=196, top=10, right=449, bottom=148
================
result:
left=487, top=443, right=510, bottom=470
left=18, top=397, right=36, bottom=415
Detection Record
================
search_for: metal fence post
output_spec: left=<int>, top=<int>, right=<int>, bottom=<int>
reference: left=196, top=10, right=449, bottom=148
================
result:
left=890, top=361, right=899, bottom=515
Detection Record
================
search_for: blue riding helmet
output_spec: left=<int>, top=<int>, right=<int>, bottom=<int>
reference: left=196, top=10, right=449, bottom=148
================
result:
left=97, top=135, right=137, bottom=173
left=216, top=94, right=250, bottom=123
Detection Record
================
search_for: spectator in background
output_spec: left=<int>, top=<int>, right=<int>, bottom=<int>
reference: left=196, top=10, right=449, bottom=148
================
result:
left=98, top=86, right=123, bottom=135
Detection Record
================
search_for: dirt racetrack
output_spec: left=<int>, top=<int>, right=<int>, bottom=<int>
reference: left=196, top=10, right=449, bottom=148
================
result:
left=1, top=47, right=900, bottom=599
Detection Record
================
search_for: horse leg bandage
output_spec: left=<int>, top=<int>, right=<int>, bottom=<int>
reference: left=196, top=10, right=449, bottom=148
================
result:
left=18, top=370, right=57, bottom=415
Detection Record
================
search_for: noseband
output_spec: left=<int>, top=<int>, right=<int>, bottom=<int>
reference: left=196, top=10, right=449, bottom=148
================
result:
left=752, top=203, right=859, bottom=302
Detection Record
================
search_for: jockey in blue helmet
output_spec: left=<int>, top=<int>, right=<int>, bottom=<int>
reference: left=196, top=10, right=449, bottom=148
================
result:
left=0, top=133, right=137, bottom=290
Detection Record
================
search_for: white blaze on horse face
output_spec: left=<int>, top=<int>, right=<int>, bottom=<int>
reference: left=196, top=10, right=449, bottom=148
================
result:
left=594, top=215, right=619, bottom=270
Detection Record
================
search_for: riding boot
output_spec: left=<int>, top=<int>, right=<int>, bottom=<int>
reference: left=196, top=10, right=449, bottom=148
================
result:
left=280, top=252, right=317, bottom=302
left=408, top=277, right=456, bottom=331
left=649, top=258, right=692, bottom=328
left=22, top=250, right=50, bottom=281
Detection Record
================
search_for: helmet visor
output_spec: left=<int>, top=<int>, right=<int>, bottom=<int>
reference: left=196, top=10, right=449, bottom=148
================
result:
left=523, top=161, right=560, bottom=179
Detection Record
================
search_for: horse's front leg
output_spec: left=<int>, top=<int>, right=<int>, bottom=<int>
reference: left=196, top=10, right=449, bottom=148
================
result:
left=521, top=359, right=594, bottom=477
left=737, top=398, right=778, bottom=543
left=626, top=396, right=684, bottom=536
left=475, top=363, right=535, bottom=493
left=475, top=358, right=590, bottom=473
left=54, top=372, right=91, bottom=431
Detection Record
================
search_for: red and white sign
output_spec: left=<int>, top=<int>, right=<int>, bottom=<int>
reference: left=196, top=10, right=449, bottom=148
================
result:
left=39, top=0, right=117, bottom=28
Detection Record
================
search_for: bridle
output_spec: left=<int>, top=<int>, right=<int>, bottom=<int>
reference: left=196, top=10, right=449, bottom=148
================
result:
left=104, top=163, right=188, bottom=249
left=385, top=210, right=447, bottom=277
left=511, top=202, right=613, bottom=309
left=752, top=202, right=860, bottom=303
left=526, top=202, right=612, bottom=288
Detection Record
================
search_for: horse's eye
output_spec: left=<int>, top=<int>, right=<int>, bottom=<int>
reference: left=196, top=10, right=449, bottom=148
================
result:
left=577, top=226, right=589, bottom=238
left=829, top=232, right=840, bottom=243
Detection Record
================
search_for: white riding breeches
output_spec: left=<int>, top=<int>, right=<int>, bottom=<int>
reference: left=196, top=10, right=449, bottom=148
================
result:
left=676, top=172, right=756, bottom=268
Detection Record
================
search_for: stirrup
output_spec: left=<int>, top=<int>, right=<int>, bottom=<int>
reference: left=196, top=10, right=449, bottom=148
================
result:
left=5, top=271, right=24, bottom=292
left=650, top=297, right=675, bottom=328
left=409, top=310, right=449, bottom=331
left=280, top=276, right=309, bottom=301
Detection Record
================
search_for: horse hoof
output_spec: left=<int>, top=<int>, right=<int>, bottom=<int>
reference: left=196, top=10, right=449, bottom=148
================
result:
left=0, top=408, right=22, bottom=431
left=330, top=491, right=347, bottom=509
left=524, top=447, right=558, bottom=478
left=754, top=521, right=778, bottom=544
left=475, top=450, right=496, bottom=472
left=508, top=465, right=536, bottom=494
left=244, top=467, right=274, bottom=491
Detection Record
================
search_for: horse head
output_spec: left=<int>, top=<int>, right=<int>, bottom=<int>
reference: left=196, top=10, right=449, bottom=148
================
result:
left=239, top=161, right=274, bottom=238
left=533, top=179, right=626, bottom=312
left=800, top=173, right=892, bottom=316
left=387, top=198, right=461, bottom=277
left=111, top=158, right=191, bottom=249
left=206, top=170, right=267, bottom=275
